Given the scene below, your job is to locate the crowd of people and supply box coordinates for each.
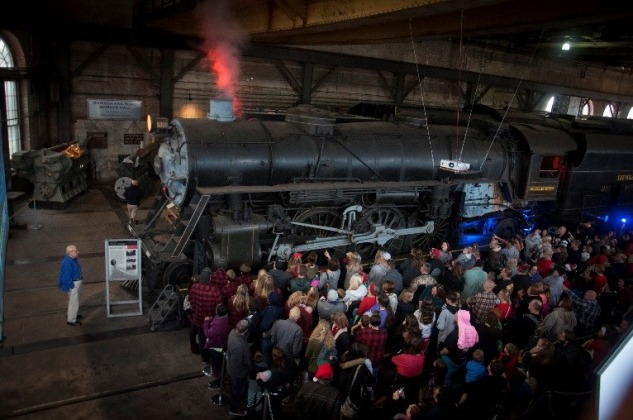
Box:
[182,221,633,419]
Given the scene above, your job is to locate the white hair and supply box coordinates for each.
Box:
[66,244,77,254]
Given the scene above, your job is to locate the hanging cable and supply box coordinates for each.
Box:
[479,29,544,171]
[409,18,435,169]
[455,10,464,158]
[458,38,489,163]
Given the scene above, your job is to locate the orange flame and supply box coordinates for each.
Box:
[63,143,83,158]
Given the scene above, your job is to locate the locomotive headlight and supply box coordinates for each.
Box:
[146,114,169,133]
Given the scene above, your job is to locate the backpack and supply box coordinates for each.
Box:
[316,344,338,365]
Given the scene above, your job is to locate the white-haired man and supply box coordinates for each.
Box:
[58,244,83,326]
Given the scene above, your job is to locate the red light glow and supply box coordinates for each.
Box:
[207,45,242,116]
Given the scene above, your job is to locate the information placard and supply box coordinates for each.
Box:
[105,239,143,317]
[88,99,142,120]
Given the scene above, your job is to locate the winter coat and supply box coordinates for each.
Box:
[226,329,251,378]
[203,315,230,349]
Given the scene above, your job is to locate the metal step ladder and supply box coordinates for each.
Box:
[147,284,182,332]
[143,194,170,228]
[169,194,210,258]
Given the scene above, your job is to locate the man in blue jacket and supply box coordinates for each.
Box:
[58,244,83,326]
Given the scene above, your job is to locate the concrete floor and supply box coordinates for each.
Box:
[0,188,233,419]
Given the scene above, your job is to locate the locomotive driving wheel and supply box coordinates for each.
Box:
[353,207,406,260]
[409,217,449,253]
[293,208,342,239]
[162,260,193,292]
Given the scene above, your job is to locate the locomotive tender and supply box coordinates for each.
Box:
[135,102,633,286]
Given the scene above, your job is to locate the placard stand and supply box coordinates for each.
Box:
[105,239,143,317]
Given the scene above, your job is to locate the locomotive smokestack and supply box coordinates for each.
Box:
[208,99,235,122]
[199,1,246,116]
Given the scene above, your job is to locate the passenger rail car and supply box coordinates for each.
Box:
[132,104,633,286]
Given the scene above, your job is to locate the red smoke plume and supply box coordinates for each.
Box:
[199,1,247,116]
[207,45,243,117]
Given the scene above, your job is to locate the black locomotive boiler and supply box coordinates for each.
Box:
[135,104,633,286]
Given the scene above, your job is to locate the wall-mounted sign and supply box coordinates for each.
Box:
[124,133,144,145]
[88,99,142,120]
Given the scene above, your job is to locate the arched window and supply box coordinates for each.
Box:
[545,96,555,112]
[603,104,614,118]
[580,98,593,116]
[0,36,21,156]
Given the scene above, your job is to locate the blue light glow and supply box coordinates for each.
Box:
[622,218,627,224]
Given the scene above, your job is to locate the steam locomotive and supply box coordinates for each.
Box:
[134,101,633,287]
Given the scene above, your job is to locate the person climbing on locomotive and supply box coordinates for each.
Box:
[123,179,143,225]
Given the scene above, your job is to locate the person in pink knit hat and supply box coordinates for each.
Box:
[439,309,479,389]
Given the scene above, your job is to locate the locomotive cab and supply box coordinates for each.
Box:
[512,124,577,201]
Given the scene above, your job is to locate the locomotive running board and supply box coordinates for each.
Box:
[170,194,210,258]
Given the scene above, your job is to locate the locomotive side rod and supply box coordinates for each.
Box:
[272,221,435,259]
[290,221,352,235]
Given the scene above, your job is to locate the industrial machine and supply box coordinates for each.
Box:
[11,142,89,205]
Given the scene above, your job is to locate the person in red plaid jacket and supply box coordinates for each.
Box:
[188,268,222,362]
